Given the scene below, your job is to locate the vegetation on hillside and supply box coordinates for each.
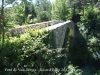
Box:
[0,0,100,75]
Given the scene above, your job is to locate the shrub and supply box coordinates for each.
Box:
[0,29,69,75]
[78,7,100,59]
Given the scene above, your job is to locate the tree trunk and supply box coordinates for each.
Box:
[1,0,5,46]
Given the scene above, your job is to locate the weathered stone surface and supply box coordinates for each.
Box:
[9,20,61,36]
[42,20,75,48]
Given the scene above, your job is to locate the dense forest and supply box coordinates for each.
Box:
[0,0,100,75]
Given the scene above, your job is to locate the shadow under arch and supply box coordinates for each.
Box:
[67,14,93,67]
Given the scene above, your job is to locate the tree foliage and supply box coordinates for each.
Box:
[52,0,67,21]
[34,0,52,22]
[0,0,100,75]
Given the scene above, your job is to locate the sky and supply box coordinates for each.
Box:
[0,0,55,7]
[33,0,55,3]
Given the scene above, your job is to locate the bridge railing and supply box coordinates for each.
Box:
[8,20,61,36]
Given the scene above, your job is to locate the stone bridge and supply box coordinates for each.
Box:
[9,20,91,66]
[41,20,75,48]
[9,20,75,48]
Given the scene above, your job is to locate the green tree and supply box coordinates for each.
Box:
[3,2,25,26]
[5,0,15,4]
[21,0,36,23]
[51,0,67,21]
[34,0,52,22]
[25,2,36,23]
[30,3,36,18]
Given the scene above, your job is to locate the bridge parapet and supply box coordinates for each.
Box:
[9,20,61,36]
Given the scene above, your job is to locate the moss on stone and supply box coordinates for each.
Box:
[43,30,56,49]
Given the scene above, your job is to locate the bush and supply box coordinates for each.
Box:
[78,7,100,59]
[0,29,69,75]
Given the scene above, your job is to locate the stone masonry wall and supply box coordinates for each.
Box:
[41,20,75,48]
[9,20,61,36]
